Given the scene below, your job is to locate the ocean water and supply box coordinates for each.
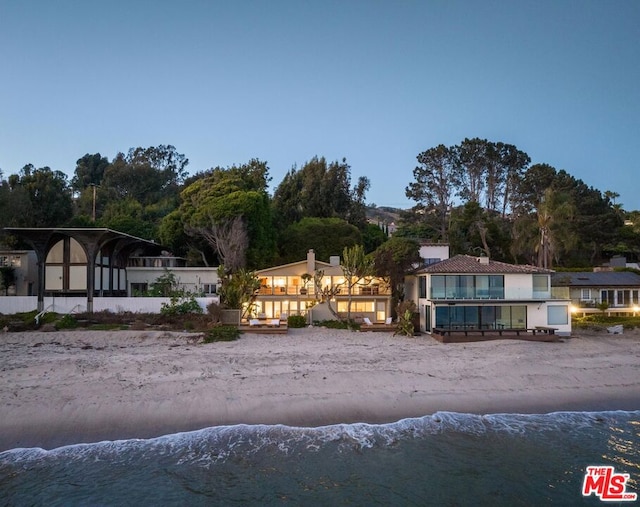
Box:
[1,411,638,506]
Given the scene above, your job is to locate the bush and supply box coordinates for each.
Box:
[204,325,240,343]
[395,300,418,336]
[55,314,78,330]
[160,295,204,316]
[287,315,307,328]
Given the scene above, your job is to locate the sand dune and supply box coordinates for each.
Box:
[1,327,639,451]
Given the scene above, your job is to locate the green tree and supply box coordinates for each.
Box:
[272,156,370,229]
[72,153,109,190]
[217,267,261,318]
[406,145,460,241]
[278,217,361,264]
[372,236,421,317]
[340,244,374,327]
[536,188,576,269]
[8,165,74,227]
[166,159,276,270]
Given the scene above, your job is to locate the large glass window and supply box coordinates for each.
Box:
[488,276,504,299]
[431,276,446,299]
[435,305,526,329]
[548,305,568,325]
[430,275,504,299]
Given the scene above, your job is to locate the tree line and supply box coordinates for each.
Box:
[1,139,639,274]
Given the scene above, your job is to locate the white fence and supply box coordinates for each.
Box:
[0,296,219,315]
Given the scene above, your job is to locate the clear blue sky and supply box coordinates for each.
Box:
[1,1,638,210]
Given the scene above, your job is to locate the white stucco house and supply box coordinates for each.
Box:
[405,254,572,337]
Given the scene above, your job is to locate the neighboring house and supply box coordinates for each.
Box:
[0,250,37,296]
[127,255,219,297]
[551,271,640,316]
[407,255,572,336]
[0,227,219,315]
[252,249,392,323]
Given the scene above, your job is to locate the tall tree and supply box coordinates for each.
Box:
[71,153,109,191]
[272,157,369,229]
[164,159,275,270]
[535,187,576,268]
[8,165,74,227]
[278,217,361,264]
[406,145,460,241]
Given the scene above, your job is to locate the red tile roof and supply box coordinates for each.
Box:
[419,255,553,274]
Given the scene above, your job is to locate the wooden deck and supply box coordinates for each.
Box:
[239,320,289,334]
[360,323,397,333]
[431,327,560,343]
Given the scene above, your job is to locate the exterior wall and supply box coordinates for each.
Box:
[0,250,37,296]
[0,295,217,315]
[411,272,571,336]
[126,267,219,296]
[419,244,450,262]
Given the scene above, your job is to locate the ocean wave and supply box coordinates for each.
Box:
[2,410,638,466]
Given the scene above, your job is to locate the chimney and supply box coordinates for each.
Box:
[307,249,316,273]
[329,255,340,267]
[477,256,489,265]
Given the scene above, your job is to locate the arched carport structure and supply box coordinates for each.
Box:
[5,228,164,312]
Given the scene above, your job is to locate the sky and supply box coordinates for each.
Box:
[1,0,639,210]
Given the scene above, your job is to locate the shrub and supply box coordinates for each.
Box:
[204,325,240,343]
[395,300,418,336]
[287,315,307,328]
[55,314,78,330]
[207,301,223,323]
[161,295,203,316]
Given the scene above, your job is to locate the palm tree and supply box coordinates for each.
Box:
[536,188,576,269]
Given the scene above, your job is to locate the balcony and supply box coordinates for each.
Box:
[257,284,390,297]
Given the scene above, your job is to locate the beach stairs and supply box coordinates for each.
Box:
[239,318,288,334]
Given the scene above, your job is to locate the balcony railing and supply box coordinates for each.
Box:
[257,285,391,296]
[429,288,565,300]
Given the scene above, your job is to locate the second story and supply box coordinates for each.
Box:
[414,255,558,302]
[255,249,391,298]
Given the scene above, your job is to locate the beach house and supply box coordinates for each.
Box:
[0,227,219,315]
[406,255,572,337]
[251,249,392,323]
[551,270,640,316]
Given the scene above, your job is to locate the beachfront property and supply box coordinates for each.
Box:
[551,270,640,317]
[251,249,392,324]
[0,227,219,315]
[405,255,572,336]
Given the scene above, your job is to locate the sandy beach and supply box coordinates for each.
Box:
[1,327,639,452]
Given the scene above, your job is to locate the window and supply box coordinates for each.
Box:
[337,301,374,313]
[0,255,21,267]
[131,283,148,295]
[435,305,525,329]
[202,283,217,295]
[548,305,568,325]
[419,277,426,299]
[533,275,549,294]
[580,289,591,301]
[429,275,504,299]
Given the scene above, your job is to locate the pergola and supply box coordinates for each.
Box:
[4,228,164,312]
